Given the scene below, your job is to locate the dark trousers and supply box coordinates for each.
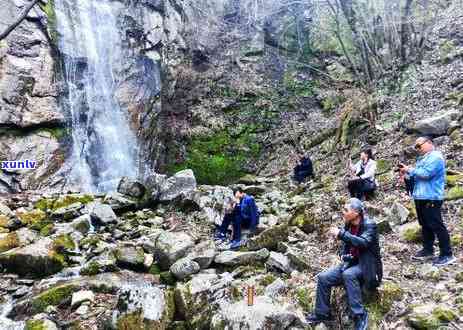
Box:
[218,214,250,242]
[415,199,452,256]
[347,178,375,199]
[315,264,365,317]
[294,170,312,184]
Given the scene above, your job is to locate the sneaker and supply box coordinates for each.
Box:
[354,312,368,330]
[432,255,456,267]
[305,313,333,324]
[229,239,242,250]
[411,249,434,261]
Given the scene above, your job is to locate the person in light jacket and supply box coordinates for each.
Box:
[347,148,377,200]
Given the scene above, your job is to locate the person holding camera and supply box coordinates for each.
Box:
[399,136,455,266]
[347,148,377,200]
[305,198,382,330]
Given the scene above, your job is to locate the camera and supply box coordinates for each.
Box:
[394,163,405,172]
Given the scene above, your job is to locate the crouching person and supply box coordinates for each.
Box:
[214,188,260,250]
[306,198,383,330]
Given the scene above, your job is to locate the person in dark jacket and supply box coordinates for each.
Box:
[214,188,260,250]
[214,197,240,243]
[306,198,382,330]
[293,154,314,184]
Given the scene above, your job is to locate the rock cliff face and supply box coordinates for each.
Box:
[1,0,316,192]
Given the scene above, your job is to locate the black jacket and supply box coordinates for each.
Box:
[338,216,383,290]
[295,157,314,176]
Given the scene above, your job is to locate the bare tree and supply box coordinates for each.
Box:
[0,0,41,41]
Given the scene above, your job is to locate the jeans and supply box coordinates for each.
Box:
[415,199,452,256]
[315,264,365,317]
[217,214,250,241]
[294,170,312,184]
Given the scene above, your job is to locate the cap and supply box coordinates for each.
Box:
[347,198,364,214]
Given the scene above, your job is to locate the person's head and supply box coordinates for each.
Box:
[342,198,364,226]
[360,148,374,162]
[233,187,245,200]
[415,136,434,155]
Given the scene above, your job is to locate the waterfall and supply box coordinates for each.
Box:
[55,0,139,192]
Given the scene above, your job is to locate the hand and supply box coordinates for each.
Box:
[328,227,340,238]
[399,163,410,173]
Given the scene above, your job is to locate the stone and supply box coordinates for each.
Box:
[115,283,175,329]
[150,231,194,270]
[71,215,91,234]
[0,202,14,217]
[0,238,65,278]
[411,110,461,136]
[185,240,216,269]
[117,176,146,198]
[214,248,270,266]
[114,244,145,269]
[264,278,288,298]
[170,257,201,280]
[387,202,410,225]
[25,318,59,330]
[266,251,293,274]
[419,264,442,281]
[399,222,422,243]
[71,290,95,308]
[88,202,118,225]
[247,224,289,251]
[103,192,137,211]
[52,202,84,221]
[210,295,298,329]
[148,169,197,202]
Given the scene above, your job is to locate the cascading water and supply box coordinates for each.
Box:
[55,0,139,192]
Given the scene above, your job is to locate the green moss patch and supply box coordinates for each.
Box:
[31,284,77,313]
[35,194,94,212]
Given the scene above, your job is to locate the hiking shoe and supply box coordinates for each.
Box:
[305,313,333,324]
[432,255,456,267]
[214,232,226,241]
[354,312,368,330]
[412,249,434,261]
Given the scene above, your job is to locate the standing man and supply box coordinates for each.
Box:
[400,136,455,266]
[306,198,382,330]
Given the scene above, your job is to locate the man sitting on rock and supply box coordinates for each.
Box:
[214,188,260,250]
[306,198,382,330]
[293,153,314,184]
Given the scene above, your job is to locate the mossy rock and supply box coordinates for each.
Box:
[160,271,177,286]
[25,319,57,330]
[451,233,463,247]
[0,215,9,228]
[149,263,162,275]
[455,271,463,283]
[0,232,19,253]
[446,174,463,187]
[16,209,48,227]
[289,212,317,234]
[432,306,457,322]
[80,261,102,276]
[407,304,440,329]
[52,234,76,253]
[31,284,77,313]
[446,186,463,200]
[400,222,422,243]
[35,194,94,212]
[247,224,289,250]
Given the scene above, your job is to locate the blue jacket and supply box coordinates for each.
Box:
[409,150,445,200]
[239,194,260,231]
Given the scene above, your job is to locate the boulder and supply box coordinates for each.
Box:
[210,295,298,329]
[264,278,288,298]
[411,110,461,136]
[407,304,458,329]
[117,177,146,198]
[0,238,65,278]
[52,202,84,221]
[115,283,175,329]
[103,192,137,211]
[114,244,145,269]
[185,240,216,269]
[266,251,293,274]
[247,224,289,251]
[170,257,201,280]
[148,169,197,202]
[214,248,270,266]
[150,231,194,270]
[71,290,95,308]
[399,222,422,243]
[387,202,410,225]
[88,202,118,225]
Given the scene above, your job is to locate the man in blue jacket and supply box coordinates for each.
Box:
[293,154,314,184]
[400,136,454,266]
[215,187,260,249]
